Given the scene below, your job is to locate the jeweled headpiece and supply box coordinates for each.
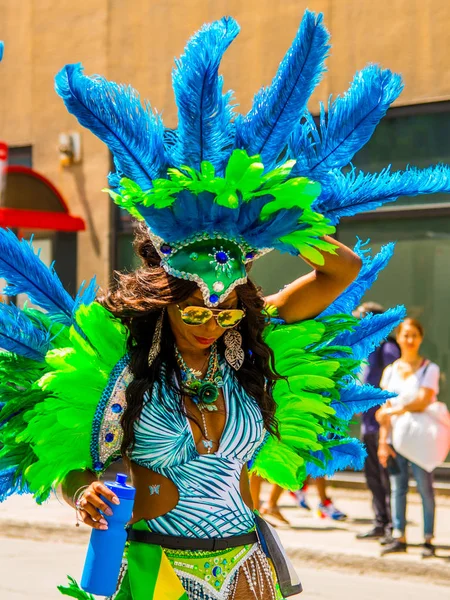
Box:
[55,12,450,305]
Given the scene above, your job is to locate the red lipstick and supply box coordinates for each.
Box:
[194,335,216,346]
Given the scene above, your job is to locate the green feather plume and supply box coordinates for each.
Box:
[3,303,129,501]
[251,313,359,489]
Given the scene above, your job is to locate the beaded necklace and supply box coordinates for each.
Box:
[175,342,223,412]
[175,342,224,453]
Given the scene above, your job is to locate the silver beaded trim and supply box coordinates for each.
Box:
[173,543,258,600]
[107,558,128,599]
[146,229,272,305]
[148,229,271,265]
[98,364,132,464]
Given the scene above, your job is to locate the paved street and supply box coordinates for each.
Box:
[1,485,450,598]
[1,536,449,600]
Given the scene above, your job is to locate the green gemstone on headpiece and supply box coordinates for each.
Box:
[190,252,198,261]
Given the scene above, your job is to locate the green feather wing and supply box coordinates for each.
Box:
[251,313,359,489]
[0,303,129,503]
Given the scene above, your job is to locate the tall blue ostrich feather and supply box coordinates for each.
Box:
[171,17,239,174]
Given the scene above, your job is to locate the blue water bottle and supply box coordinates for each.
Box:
[81,473,136,597]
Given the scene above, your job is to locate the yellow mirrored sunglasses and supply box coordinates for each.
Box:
[177,305,245,328]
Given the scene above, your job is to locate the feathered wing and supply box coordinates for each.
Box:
[0,230,129,502]
[315,164,450,224]
[0,229,77,326]
[332,306,406,361]
[0,306,66,502]
[22,303,129,500]
[236,10,330,170]
[0,302,51,361]
[55,63,167,190]
[290,65,403,180]
[0,302,129,503]
[320,239,395,317]
[171,17,239,174]
[0,354,48,501]
[251,306,405,489]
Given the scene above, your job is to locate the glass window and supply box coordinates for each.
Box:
[8,146,32,168]
[353,107,450,208]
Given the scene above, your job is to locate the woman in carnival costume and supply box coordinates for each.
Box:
[1,11,450,600]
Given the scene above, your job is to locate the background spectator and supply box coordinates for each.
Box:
[354,302,400,542]
[377,318,439,558]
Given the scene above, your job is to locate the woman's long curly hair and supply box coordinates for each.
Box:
[100,223,280,456]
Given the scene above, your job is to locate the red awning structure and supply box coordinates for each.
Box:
[1,166,85,232]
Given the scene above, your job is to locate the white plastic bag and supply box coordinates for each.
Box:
[392,402,450,472]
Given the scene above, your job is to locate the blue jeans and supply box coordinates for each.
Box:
[390,451,435,538]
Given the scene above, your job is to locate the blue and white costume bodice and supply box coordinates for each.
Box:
[131,360,266,538]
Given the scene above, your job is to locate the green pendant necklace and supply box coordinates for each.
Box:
[175,342,223,412]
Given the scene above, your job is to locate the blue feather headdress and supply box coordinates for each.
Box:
[54,11,450,305]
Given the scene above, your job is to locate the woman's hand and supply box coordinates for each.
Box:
[378,441,396,469]
[77,481,120,529]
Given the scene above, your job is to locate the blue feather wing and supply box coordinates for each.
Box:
[55,64,167,190]
[320,240,395,317]
[236,10,330,170]
[0,467,30,502]
[72,277,98,313]
[307,438,367,478]
[331,382,395,420]
[0,303,50,361]
[171,17,239,174]
[316,164,450,224]
[0,229,75,325]
[291,65,403,179]
[332,306,406,362]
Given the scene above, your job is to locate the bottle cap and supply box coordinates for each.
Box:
[104,473,136,500]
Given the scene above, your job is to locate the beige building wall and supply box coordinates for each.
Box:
[0,0,449,286]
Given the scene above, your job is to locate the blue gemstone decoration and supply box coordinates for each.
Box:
[90,354,130,470]
[215,580,220,587]
[215,251,228,264]
[209,294,219,304]
[161,244,172,255]
[111,403,123,414]
[105,432,115,443]
[212,566,222,577]
[204,562,210,569]
[245,251,255,260]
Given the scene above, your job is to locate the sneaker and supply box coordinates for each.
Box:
[380,539,407,556]
[421,542,436,558]
[356,526,385,540]
[317,500,347,521]
[290,490,311,511]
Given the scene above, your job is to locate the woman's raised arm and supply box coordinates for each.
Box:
[265,236,362,324]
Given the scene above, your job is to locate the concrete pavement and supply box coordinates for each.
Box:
[2,537,449,600]
[1,485,449,584]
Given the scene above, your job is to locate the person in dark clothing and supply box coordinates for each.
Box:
[355,302,400,541]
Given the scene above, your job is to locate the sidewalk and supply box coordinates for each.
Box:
[1,485,449,584]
